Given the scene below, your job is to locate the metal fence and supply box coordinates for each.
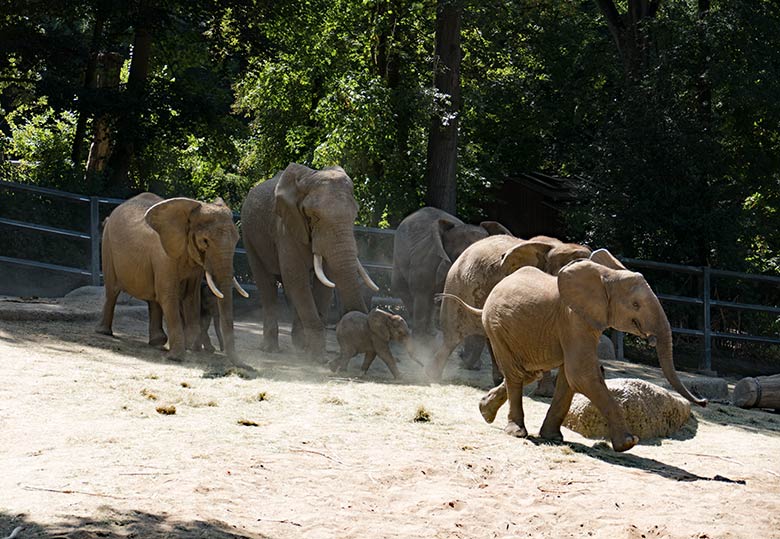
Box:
[2,179,779,372]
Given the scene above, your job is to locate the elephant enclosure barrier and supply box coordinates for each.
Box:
[1,179,779,375]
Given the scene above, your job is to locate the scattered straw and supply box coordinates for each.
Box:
[156,405,176,415]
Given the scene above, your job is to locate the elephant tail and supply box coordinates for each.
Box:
[436,293,483,319]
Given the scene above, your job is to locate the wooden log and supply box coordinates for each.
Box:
[732,374,780,409]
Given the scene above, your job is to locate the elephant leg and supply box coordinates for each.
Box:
[313,279,334,324]
[479,380,507,424]
[488,339,503,386]
[504,378,528,438]
[460,335,485,370]
[181,279,201,351]
[360,351,377,374]
[567,361,638,452]
[248,252,280,353]
[147,301,167,347]
[411,293,435,349]
[284,277,326,359]
[159,295,186,360]
[96,280,121,337]
[213,310,224,352]
[291,310,305,349]
[426,329,461,381]
[539,369,575,442]
[374,344,401,379]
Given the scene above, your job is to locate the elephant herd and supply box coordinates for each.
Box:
[96,162,706,453]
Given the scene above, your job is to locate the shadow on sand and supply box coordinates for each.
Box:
[0,509,274,539]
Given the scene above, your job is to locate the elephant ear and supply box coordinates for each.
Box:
[499,241,554,275]
[144,197,202,259]
[558,260,610,331]
[589,248,627,270]
[274,163,313,245]
[480,221,513,237]
[368,309,391,341]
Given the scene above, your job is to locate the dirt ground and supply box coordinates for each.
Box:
[1,291,779,539]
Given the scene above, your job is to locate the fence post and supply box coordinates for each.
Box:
[89,196,100,286]
[701,265,712,373]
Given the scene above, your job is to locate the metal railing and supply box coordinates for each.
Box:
[618,258,780,373]
[2,179,779,372]
[0,179,124,285]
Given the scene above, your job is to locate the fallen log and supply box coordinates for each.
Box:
[732,374,780,409]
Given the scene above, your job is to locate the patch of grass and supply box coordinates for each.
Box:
[413,405,432,423]
[207,400,218,407]
[322,396,345,405]
[237,419,260,427]
[140,388,158,401]
[156,405,176,415]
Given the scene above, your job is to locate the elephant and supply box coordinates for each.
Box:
[439,249,707,453]
[329,309,422,378]
[96,193,249,363]
[240,163,379,359]
[427,234,592,382]
[193,281,223,353]
[390,206,511,345]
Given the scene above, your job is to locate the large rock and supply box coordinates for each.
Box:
[563,378,691,440]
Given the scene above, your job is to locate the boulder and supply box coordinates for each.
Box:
[597,334,616,361]
[563,378,691,440]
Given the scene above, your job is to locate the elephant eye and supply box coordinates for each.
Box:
[632,301,640,310]
[198,236,209,250]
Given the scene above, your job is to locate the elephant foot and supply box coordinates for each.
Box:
[95,326,114,337]
[149,334,168,347]
[539,425,564,442]
[504,421,529,438]
[260,341,280,353]
[611,433,639,453]
[478,390,505,424]
[165,351,186,362]
[202,343,216,354]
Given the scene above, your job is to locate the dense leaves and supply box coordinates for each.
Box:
[1,0,778,268]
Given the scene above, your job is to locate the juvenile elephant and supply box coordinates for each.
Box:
[428,235,592,381]
[441,249,706,452]
[391,206,511,343]
[97,193,249,363]
[241,164,378,359]
[329,309,422,378]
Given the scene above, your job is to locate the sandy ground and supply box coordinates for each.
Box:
[1,292,779,539]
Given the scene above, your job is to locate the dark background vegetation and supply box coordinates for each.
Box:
[1,0,779,374]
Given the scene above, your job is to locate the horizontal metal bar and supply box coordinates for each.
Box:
[354,225,395,236]
[657,293,703,306]
[0,179,91,202]
[97,196,125,205]
[0,254,91,276]
[0,216,90,240]
[671,327,705,337]
[711,331,780,345]
[709,267,780,285]
[621,257,703,275]
[710,299,780,314]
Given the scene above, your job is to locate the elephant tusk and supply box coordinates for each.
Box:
[233,277,250,298]
[313,254,336,288]
[357,260,380,292]
[206,271,225,299]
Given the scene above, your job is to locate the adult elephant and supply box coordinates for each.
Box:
[441,249,707,452]
[97,193,249,364]
[240,163,378,358]
[428,234,592,382]
[391,206,511,343]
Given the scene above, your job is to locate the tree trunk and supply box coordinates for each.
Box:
[424,0,461,214]
[594,0,660,80]
[85,53,123,183]
[733,375,780,409]
[105,2,154,195]
[71,1,108,165]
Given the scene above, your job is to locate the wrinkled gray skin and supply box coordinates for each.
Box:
[441,249,707,453]
[391,206,512,343]
[428,235,591,383]
[241,164,376,359]
[329,309,418,378]
[194,282,223,353]
[97,193,245,365]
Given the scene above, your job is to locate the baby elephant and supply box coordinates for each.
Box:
[330,309,422,378]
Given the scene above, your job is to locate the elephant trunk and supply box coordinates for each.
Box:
[653,316,707,407]
[208,254,239,360]
[316,226,368,314]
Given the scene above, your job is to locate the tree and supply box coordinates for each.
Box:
[424,0,462,214]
